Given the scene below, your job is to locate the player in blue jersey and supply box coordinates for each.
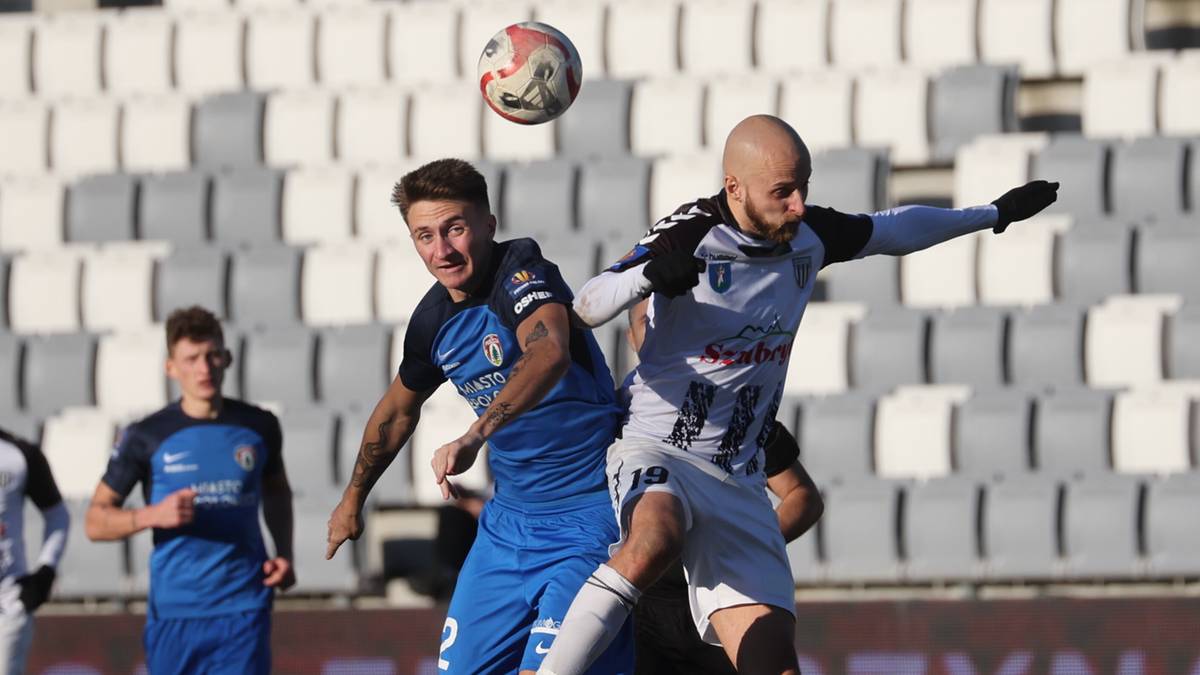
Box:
[85,307,295,675]
[325,158,633,675]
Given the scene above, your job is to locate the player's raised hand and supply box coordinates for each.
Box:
[991,180,1060,233]
[643,249,707,298]
[326,498,364,560]
[262,557,295,590]
[153,487,196,529]
[432,430,485,501]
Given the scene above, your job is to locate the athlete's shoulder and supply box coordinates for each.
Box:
[801,203,874,267]
[126,403,187,439]
[608,194,726,273]
[222,398,277,423]
[494,237,546,270]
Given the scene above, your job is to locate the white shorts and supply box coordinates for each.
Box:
[606,437,795,645]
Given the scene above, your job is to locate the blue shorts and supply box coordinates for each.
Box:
[438,491,634,674]
[144,608,271,675]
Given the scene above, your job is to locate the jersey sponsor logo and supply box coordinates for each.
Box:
[483,333,504,367]
[163,451,189,463]
[708,261,733,293]
[511,270,534,284]
[192,479,253,508]
[793,255,812,287]
[507,269,547,298]
[457,371,508,409]
[442,361,462,373]
[437,347,458,362]
[697,317,795,368]
[234,445,256,471]
[514,290,554,314]
[530,618,561,635]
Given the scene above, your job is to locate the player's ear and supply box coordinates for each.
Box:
[486,212,497,237]
[724,174,741,202]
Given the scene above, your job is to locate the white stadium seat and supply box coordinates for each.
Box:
[631,78,705,157]
[785,302,865,395]
[705,76,779,150]
[164,0,229,10]
[1113,387,1195,475]
[854,69,931,166]
[979,0,1055,78]
[355,164,419,242]
[387,2,460,85]
[33,12,105,98]
[411,386,490,506]
[756,0,829,71]
[953,134,1048,207]
[606,0,680,78]
[0,16,33,98]
[901,232,979,309]
[458,1,533,83]
[174,11,245,96]
[104,8,173,96]
[409,85,482,160]
[1159,56,1200,136]
[81,243,165,332]
[680,0,754,77]
[390,323,406,374]
[50,98,120,179]
[301,243,376,326]
[121,95,192,173]
[977,215,1070,307]
[483,113,556,162]
[1055,0,1140,77]
[264,90,336,167]
[42,408,115,499]
[236,0,297,11]
[246,9,316,90]
[1083,55,1168,139]
[875,386,969,479]
[9,248,84,334]
[376,241,435,323]
[0,176,64,252]
[336,89,408,166]
[0,100,49,176]
[904,0,978,69]
[830,0,903,69]
[533,0,606,77]
[316,5,388,87]
[1086,295,1181,388]
[649,154,722,223]
[779,71,854,154]
[96,329,168,420]
[282,167,354,244]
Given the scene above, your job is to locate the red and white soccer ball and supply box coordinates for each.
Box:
[477,21,582,125]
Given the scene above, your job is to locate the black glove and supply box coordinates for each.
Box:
[643,249,706,298]
[17,565,55,613]
[991,180,1060,233]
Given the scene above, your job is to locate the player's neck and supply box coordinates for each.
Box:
[180,394,224,420]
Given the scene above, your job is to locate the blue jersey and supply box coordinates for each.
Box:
[398,238,619,505]
[101,399,283,619]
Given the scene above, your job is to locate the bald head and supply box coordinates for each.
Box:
[722,115,810,179]
[721,115,813,243]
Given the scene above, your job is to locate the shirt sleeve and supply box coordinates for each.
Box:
[763,423,801,478]
[19,440,63,510]
[261,412,284,479]
[494,260,574,332]
[801,205,876,268]
[100,426,149,501]
[397,313,448,393]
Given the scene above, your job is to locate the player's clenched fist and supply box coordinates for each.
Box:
[643,249,707,298]
[262,557,295,590]
[151,487,196,529]
[432,430,485,501]
[325,498,363,560]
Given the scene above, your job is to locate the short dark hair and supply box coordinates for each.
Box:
[165,306,224,354]
[391,158,490,221]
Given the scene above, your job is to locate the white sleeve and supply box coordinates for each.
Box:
[36,501,69,570]
[572,267,654,328]
[854,204,999,259]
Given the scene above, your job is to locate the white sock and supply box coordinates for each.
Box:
[537,564,641,675]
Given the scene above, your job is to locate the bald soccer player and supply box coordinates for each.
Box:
[539,115,1058,675]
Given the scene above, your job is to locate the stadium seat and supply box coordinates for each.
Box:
[1159,56,1200,136]
[120,95,192,174]
[0,177,64,252]
[54,498,125,597]
[301,243,375,326]
[830,0,902,68]
[66,174,137,244]
[316,4,387,87]
[875,386,964,479]
[211,168,284,245]
[1054,0,1141,78]
[704,76,779,149]
[904,477,982,581]
[246,9,316,90]
[1055,222,1133,305]
[778,71,854,155]
[81,243,164,332]
[1083,56,1167,140]
[24,333,96,415]
[293,506,360,594]
[193,92,266,169]
[0,333,20,414]
[0,16,33,98]
[786,530,822,586]
[648,154,722,223]
[578,157,651,245]
[929,307,1008,387]
[174,10,245,96]
[786,302,865,396]
[904,0,978,69]
[104,8,172,96]
[409,85,483,160]
[264,90,336,168]
[501,159,576,238]
[5,415,40,445]
[1136,225,1200,300]
[755,0,829,71]
[1062,474,1143,578]
[0,100,48,176]
[278,406,340,502]
[821,256,900,306]
[1145,472,1200,577]
[605,0,680,78]
[539,238,599,294]
[1008,304,1086,389]
[953,133,1048,208]
[129,527,151,596]
[96,329,168,420]
[979,0,1055,78]
[1033,137,1110,219]
[809,147,888,214]
[900,232,979,308]
[532,0,606,77]
[335,89,407,166]
[241,326,316,407]
[482,110,556,162]
[1112,387,1195,475]
[982,478,1062,580]
[849,307,926,390]
[386,2,459,85]
[318,324,391,408]
[336,403,415,504]
[1035,388,1113,476]
[282,167,354,245]
[50,98,119,179]
[9,249,83,335]
[931,66,1018,164]
[631,78,705,157]
[229,245,302,329]
[457,0,533,84]
[822,479,902,584]
[679,0,754,76]
[1111,137,1188,222]
[155,246,228,320]
[1167,304,1200,379]
[854,69,931,166]
[140,171,210,245]
[376,243,434,324]
[354,164,420,242]
[557,79,633,159]
[410,387,491,506]
[796,392,875,483]
[32,12,104,98]
[955,390,1034,478]
[977,215,1068,307]
[1086,295,1179,388]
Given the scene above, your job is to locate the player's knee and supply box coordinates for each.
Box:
[619,508,685,585]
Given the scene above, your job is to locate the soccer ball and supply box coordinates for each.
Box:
[477,22,582,125]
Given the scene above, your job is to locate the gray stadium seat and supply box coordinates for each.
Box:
[1033,137,1110,219]
[1145,472,1200,577]
[500,160,577,239]
[539,237,598,295]
[474,159,504,220]
[810,148,889,214]
[139,171,210,244]
[336,404,413,505]
[0,254,8,330]
[24,333,95,415]
[1008,304,1086,390]
[192,91,265,169]
[850,308,927,390]
[319,324,391,409]
[54,498,126,598]
[579,156,653,245]
[983,477,1062,580]
[1055,223,1133,304]
[66,173,137,243]
[129,527,151,596]
[0,333,20,414]
[797,393,875,484]
[229,245,302,328]
[929,307,1008,387]
[1136,225,1200,300]
[211,169,284,245]
[821,255,900,305]
[293,505,359,594]
[822,479,902,584]
[1167,304,1200,379]
[931,65,1019,164]
[786,533,822,586]
[4,414,41,444]
[1111,137,1188,223]
[240,326,315,407]
[955,390,1034,478]
[904,477,982,581]
[1062,474,1142,579]
[1035,388,1113,476]
[558,79,633,159]
[278,406,340,504]
[155,246,228,321]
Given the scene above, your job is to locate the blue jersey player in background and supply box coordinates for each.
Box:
[325,159,634,675]
[85,306,296,675]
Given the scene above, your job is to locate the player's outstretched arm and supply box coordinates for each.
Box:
[85,482,196,541]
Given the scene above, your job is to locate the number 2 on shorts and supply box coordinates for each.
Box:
[631,466,669,491]
[438,617,458,670]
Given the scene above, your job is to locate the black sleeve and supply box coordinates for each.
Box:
[100,426,150,501]
[9,436,63,510]
[605,199,721,273]
[397,310,448,393]
[494,259,574,332]
[261,412,284,479]
[803,205,876,268]
[763,422,801,478]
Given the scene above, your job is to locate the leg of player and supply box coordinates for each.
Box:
[708,604,800,674]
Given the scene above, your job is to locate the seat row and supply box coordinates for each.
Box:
[1083,53,1200,139]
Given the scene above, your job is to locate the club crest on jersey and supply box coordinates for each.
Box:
[483,333,504,367]
[234,445,256,471]
[793,256,812,287]
[708,262,733,294]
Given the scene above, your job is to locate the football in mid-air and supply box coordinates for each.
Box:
[477,21,582,125]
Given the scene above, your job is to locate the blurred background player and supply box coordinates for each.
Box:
[0,427,69,675]
[84,306,295,675]
[325,159,633,675]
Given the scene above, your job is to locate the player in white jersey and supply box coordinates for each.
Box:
[539,115,1059,675]
[0,428,70,675]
